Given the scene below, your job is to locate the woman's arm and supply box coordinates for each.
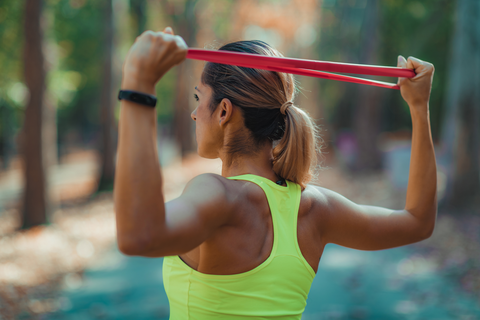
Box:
[316,56,437,250]
[114,28,230,257]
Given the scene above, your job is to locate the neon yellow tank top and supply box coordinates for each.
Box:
[162,174,316,319]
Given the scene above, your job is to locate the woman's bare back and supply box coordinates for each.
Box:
[179,177,324,275]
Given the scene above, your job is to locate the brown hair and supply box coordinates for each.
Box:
[201,40,320,188]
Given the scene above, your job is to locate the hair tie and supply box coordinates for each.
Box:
[280,101,293,115]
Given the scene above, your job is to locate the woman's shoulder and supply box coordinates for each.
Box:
[177,174,239,220]
[187,172,227,185]
[302,183,364,222]
[303,183,329,202]
[301,183,339,216]
[184,173,252,203]
[184,173,230,198]
[189,173,284,210]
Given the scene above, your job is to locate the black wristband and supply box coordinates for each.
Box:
[118,90,157,107]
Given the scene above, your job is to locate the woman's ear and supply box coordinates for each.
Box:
[218,98,233,127]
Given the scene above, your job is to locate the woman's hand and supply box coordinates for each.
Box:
[397,56,435,114]
[121,27,188,94]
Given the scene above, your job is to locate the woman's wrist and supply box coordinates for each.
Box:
[121,76,156,96]
[409,102,430,120]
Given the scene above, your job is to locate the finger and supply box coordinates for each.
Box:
[407,56,424,69]
[174,35,188,50]
[397,55,407,85]
[407,56,428,80]
[173,36,188,63]
[164,26,174,35]
[141,30,155,37]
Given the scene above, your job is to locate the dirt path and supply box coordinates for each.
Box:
[1,150,479,319]
[51,243,480,319]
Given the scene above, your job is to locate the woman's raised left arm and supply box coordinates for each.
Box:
[313,56,437,250]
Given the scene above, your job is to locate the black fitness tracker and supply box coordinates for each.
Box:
[118,90,157,107]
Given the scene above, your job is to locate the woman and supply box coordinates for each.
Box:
[114,27,437,319]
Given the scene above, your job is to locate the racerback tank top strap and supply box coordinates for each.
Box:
[227,174,306,258]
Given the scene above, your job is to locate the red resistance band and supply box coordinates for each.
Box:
[186,49,416,90]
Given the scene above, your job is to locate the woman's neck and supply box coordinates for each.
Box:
[220,143,280,182]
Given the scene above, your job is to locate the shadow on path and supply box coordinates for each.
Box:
[51,244,480,320]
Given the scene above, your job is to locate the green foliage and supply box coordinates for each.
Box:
[0,0,458,163]
[379,0,455,139]
[0,0,23,92]
[0,0,25,138]
[156,68,177,125]
[318,0,454,140]
[51,0,104,144]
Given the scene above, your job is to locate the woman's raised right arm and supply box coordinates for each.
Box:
[114,29,231,257]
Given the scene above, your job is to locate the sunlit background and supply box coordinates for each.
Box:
[0,0,479,319]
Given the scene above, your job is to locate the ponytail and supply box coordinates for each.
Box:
[272,105,318,189]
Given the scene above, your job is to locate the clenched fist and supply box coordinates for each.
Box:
[397,56,435,114]
[121,27,188,95]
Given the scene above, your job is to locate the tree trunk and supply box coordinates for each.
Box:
[169,0,198,157]
[130,0,147,37]
[97,0,115,191]
[441,0,480,210]
[174,60,195,156]
[352,0,383,172]
[22,0,48,228]
[0,100,15,170]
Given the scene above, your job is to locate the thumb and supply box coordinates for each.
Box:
[397,55,407,68]
[397,55,407,85]
[164,26,174,35]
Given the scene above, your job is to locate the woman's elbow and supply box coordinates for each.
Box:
[117,237,143,256]
[117,232,156,256]
[117,234,172,257]
[418,211,437,241]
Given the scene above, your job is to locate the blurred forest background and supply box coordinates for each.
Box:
[0,0,479,319]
